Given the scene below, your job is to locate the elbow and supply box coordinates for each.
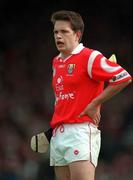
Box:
[123,78,132,87]
[127,78,132,84]
[118,78,132,89]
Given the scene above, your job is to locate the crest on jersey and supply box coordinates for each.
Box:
[67,64,76,74]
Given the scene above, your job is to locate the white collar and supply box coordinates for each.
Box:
[71,43,84,54]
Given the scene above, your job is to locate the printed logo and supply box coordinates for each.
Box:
[57,76,63,84]
[67,64,76,74]
[58,64,65,68]
[112,71,128,81]
[56,92,75,102]
[56,76,64,91]
[74,150,79,155]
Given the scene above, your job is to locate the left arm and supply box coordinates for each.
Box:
[91,79,132,105]
[79,79,132,126]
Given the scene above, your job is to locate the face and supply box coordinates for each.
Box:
[53,20,80,56]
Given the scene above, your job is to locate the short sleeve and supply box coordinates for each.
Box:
[87,50,132,85]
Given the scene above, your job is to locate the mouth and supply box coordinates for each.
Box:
[56,41,64,46]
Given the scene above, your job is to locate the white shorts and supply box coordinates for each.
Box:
[50,122,101,167]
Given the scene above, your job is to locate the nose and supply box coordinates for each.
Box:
[55,32,62,39]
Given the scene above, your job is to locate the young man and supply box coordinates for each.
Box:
[49,10,132,180]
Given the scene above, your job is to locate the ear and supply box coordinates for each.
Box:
[76,31,81,42]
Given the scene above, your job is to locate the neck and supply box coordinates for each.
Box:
[60,53,71,59]
[60,42,79,59]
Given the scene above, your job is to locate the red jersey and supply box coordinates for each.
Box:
[50,44,132,128]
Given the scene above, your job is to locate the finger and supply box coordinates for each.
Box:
[78,111,85,117]
[93,114,101,126]
[93,118,99,126]
[93,113,101,124]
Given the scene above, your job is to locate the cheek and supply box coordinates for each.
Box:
[66,37,75,44]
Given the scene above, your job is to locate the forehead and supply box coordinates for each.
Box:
[54,20,72,30]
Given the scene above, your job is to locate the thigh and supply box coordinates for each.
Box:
[54,166,71,180]
[69,160,95,180]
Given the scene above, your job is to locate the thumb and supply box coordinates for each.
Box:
[79,111,85,118]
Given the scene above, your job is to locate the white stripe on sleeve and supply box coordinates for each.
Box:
[100,57,121,73]
[87,50,101,78]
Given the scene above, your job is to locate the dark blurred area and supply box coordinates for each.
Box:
[0,0,133,179]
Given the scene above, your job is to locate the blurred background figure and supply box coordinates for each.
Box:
[0,0,132,179]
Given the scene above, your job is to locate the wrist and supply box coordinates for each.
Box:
[91,99,101,107]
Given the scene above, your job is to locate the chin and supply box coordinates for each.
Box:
[57,47,65,52]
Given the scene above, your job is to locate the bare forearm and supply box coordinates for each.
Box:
[92,80,132,106]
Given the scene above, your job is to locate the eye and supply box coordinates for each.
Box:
[54,30,58,34]
[61,30,68,33]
